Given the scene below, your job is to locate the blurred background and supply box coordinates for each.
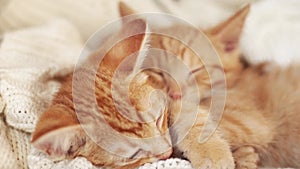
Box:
[1,0,299,65]
[0,0,254,40]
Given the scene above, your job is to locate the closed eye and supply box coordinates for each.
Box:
[143,69,168,89]
[187,64,223,86]
[147,69,165,80]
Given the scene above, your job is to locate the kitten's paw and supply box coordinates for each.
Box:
[187,145,235,169]
[233,146,259,169]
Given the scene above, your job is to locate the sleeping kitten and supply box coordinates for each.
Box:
[32,19,172,169]
[119,2,250,169]
[121,2,300,169]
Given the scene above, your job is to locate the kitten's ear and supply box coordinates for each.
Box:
[119,1,136,17]
[104,19,149,71]
[32,106,86,159]
[32,125,86,160]
[207,5,250,52]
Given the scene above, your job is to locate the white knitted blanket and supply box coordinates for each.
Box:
[0,0,295,169]
[0,19,83,169]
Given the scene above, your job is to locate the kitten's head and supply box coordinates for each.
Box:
[119,2,249,101]
[32,19,172,168]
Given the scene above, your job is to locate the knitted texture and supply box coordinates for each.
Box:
[0,116,20,169]
[28,148,99,169]
[6,126,31,169]
[0,19,84,169]
[0,19,83,132]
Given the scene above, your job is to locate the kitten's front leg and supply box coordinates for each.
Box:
[233,146,259,169]
[174,114,235,169]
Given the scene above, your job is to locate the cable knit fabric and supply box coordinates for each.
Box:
[0,19,83,133]
[0,19,85,169]
[0,116,21,169]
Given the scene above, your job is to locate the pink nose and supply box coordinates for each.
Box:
[169,92,182,100]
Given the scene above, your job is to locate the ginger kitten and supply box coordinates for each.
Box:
[32,19,172,169]
[123,2,300,169]
[119,2,250,169]
[121,2,300,169]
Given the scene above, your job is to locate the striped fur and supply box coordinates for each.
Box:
[32,19,172,169]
